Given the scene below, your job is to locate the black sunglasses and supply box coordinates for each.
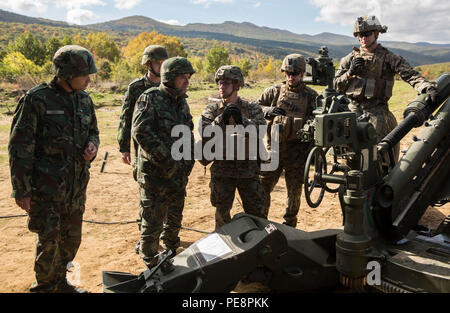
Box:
[358,30,374,38]
[285,71,300,76]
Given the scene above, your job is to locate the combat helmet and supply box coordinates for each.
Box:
[141,45,169,65]
[353,15,388,37]
[52,45,97,80]
[281,54,306,74]
[215,65,244,87]
[160,57,195,83]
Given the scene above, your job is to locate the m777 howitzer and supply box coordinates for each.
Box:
[101,66,449,293]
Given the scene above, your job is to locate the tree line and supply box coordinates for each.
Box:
[0,30,286,88]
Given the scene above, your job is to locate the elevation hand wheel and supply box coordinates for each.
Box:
[304,146,327,208]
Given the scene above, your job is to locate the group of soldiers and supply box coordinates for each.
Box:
[8,15,438,293]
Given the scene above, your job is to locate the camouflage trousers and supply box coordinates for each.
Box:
[27,200,84,292]
[260,145,310,227]
[349,102,399,161]
[138,186,186,269]
[210,175,265,229]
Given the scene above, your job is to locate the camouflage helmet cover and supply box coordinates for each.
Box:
[281,54,306,73]
[353,15,388,37]
[52,45,97,79]
[215,65,244,87]
[141,45,169,65]
[160,57,195,83]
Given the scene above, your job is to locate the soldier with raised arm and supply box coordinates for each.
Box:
[334,15,438,161]
[9,45,99,293]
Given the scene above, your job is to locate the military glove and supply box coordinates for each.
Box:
[222,105,242,124]
[348,57,364,76]
[266,106,287,119]
[424,86,439,107]
[280,100,299,112]
[229,106,243,124]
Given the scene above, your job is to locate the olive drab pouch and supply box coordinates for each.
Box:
[272,115,303,143]
[272,84,308,144]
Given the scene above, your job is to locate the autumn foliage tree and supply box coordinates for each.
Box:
[73,32,121,62]
[122,31,187,74]
[7,32,46,66]
[205,44,230,75]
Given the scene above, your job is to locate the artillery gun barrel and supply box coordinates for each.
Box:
[379,73,450,153]
[376,96,450,209]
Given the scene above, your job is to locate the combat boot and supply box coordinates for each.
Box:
[29,281,56,293]
[161,241,179,257]
[55,279,88,293]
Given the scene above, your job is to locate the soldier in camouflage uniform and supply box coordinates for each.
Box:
[132,57,195,269]
[334,15,438,161]
[200,65,266,229]
[258,54,318,227]
[117,45,168,254]
[8,45,99,293]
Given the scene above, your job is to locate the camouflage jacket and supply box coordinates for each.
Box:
[117,74,159,154]
[334,44,434,109]
[132,84,195,191]
[200,97,266,179]
[258,81,317,154]
[8,78,100,203]
[258,81,317,118]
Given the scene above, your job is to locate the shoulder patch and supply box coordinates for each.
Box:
[26,83,48,95]
[129,77,145,87]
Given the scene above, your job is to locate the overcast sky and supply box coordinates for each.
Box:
[0,0,448,44]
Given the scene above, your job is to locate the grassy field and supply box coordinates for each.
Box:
[0,79,430,164]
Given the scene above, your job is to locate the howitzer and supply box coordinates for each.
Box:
[102,63,449,292]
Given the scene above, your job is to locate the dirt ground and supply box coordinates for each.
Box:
[0,112,448,293]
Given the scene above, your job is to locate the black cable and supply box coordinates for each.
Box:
[0,214,27,219]
[0,214,212,234]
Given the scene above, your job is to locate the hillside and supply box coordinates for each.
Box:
[414,62,450,80]
[0,9,449,66]
[0,9,69,27]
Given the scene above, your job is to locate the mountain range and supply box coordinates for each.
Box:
[1,9,449,67]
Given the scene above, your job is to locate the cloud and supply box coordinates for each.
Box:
[157,19,182,26]
[66,8,97,24]
[310,0,450,43]
[253,2,261,8]
[0,0,106,14]
[114,0,141,10]
[0,0,48,13]
[191,0,233,8]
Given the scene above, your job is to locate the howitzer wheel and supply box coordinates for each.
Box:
[304,146,327,208]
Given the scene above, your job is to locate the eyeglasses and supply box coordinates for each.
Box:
[285,72,300,77]
[358,31,374,38]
